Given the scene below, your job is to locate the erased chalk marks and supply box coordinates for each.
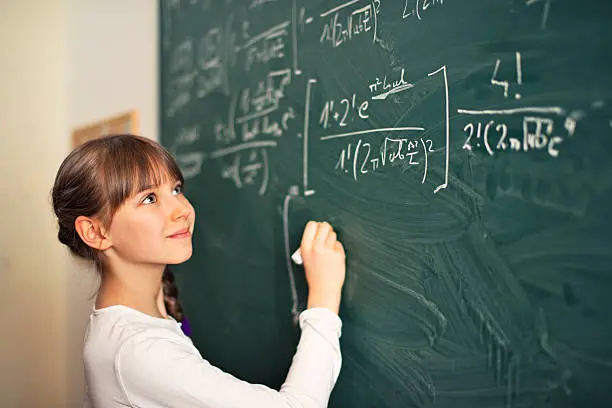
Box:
[430,224,567,407]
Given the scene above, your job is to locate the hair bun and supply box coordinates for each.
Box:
[57,224,73,247]
[58,223,90,261]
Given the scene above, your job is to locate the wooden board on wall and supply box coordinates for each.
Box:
[71,110,139,148]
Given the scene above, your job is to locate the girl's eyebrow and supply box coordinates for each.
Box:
[137,184,158,194]
[137,179,181,194]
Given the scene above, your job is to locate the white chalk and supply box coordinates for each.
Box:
[291,248,303,265]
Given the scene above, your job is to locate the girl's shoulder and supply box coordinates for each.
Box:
[83,307,199,406]
[84,305,189,360]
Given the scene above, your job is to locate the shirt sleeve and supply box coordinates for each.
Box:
[115,308,342,408]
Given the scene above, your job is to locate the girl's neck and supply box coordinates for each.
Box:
[96,262,167,319]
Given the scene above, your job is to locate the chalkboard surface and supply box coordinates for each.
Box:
[160,1,612,406]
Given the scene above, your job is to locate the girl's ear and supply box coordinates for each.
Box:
[74,216,112,251]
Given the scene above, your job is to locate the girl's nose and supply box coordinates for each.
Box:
[170,197,191,221]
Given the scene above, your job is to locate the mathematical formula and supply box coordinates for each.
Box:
[319,0,380,48]
[334,135,435,183]
[319,94,369,129]
[461,114,568,158]
[164,0,606,204]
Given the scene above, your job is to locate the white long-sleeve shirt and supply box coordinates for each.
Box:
[83,305,342,408]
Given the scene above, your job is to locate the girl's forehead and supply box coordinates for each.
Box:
[131,163,179,192]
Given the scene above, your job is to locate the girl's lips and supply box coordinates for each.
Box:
[168,228,191,238]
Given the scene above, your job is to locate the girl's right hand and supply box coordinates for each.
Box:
[299,221,346,314]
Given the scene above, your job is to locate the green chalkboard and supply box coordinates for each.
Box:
[160,0,612,406]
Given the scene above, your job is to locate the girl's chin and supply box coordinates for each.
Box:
[166,249,193,265]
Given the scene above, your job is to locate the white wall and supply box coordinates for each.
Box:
[0,1,158,406]
[67,1,159,142]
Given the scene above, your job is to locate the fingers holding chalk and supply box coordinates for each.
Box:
[294,221,346,314]
[293,221,343,265]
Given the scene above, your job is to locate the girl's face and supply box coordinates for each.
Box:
[105,178,195,267]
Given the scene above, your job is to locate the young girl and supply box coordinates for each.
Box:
[52,134,346,408]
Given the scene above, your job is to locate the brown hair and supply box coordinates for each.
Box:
[162,266,185,322]
[51,134,184,272]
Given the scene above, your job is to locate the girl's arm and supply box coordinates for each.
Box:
[116,307,341,408]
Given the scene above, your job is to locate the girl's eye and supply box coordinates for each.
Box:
[172,183,183,195]
[142,193,157,205]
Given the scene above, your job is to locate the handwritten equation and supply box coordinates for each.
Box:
[460,110,572,158]
[164,0,608,203]
[334,135,434,182]
[319,94,370,129]
[458,51,587,159]
[369,68,414,100]
[314,65,450,194]
[319,0,380,48]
